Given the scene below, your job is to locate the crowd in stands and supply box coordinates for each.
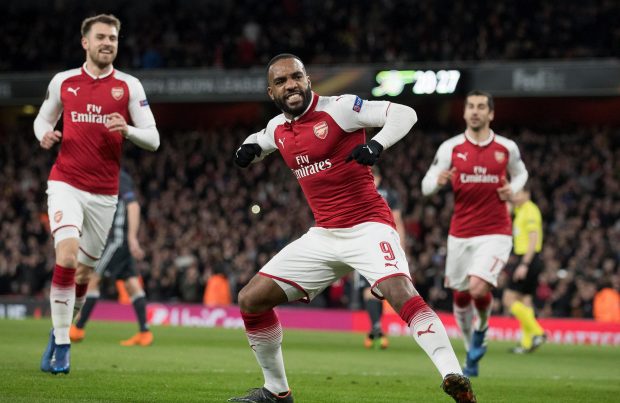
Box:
[1,0,618,72]
[1,120,619,321]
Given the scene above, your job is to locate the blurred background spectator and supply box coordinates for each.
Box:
[0,0,618,321]
[0,0,618,72]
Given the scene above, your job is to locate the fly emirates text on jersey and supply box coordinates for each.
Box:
[459,165,500,184]
[70,103,111,124]
[292,154,333,180]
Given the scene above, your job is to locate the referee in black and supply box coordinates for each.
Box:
[70,169,153,346]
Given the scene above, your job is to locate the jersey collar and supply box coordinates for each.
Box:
[285,92,319,123]
[464,129,495,146]
[82,63,115,80]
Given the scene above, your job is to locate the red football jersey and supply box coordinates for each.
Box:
[422,132,528,238]
[254,93,395,229]
[35,65,156,194]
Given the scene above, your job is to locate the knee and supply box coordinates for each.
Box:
[362,287,374,302]
[56,252,78,269]
[380,279,418,313]
[238,286,258,313]
[453,290,472,307]
[468,279,491,300]
[469,288,488,300]
[125,277,142,295]
[502,290,518,308]
[237,275,288,313]
[385,291,412,313]
[74,268,92,284]
[469,287,491,300]
[238,284,282,314]
[55,237,79,268]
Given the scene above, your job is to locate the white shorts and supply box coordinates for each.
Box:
[445,234,512,291]
[260,222,411,302]
[47,180,118,267]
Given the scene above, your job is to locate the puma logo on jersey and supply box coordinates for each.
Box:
[384,261,399,270]
[278,138,285,148]
[456,152,468,161]
[67,87,80,96]
[416,323,436,337]
[54,299,70,306]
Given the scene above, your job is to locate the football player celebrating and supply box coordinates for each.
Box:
[229,54,476,403]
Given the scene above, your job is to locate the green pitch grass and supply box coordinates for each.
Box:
[1,319,618,402]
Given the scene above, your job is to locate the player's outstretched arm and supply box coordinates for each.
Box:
[370,102,417,150]
[345,100,417,165]
[235,143,263,168]
[234,129,279,168]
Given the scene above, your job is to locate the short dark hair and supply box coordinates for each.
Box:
[466,90,494,111]
[266,53,305,78]
[81,14,121,37]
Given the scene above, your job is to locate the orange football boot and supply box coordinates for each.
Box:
[69,325,85,342]
[379,335,389,349]
[120,330,153,346]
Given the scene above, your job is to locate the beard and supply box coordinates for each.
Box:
[274,86,313,117]
[468,119,486,131]
[89,48,117,70]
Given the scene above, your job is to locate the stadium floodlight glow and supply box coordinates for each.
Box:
[372,70,416,97]
[372,69,461,96]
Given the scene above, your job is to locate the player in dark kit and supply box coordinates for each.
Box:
[229,54,476,403]
[360,166,407,350]
[70,169,153,346]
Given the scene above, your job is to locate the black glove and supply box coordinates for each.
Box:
[345,140,383,166]
[234,143,262,168]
